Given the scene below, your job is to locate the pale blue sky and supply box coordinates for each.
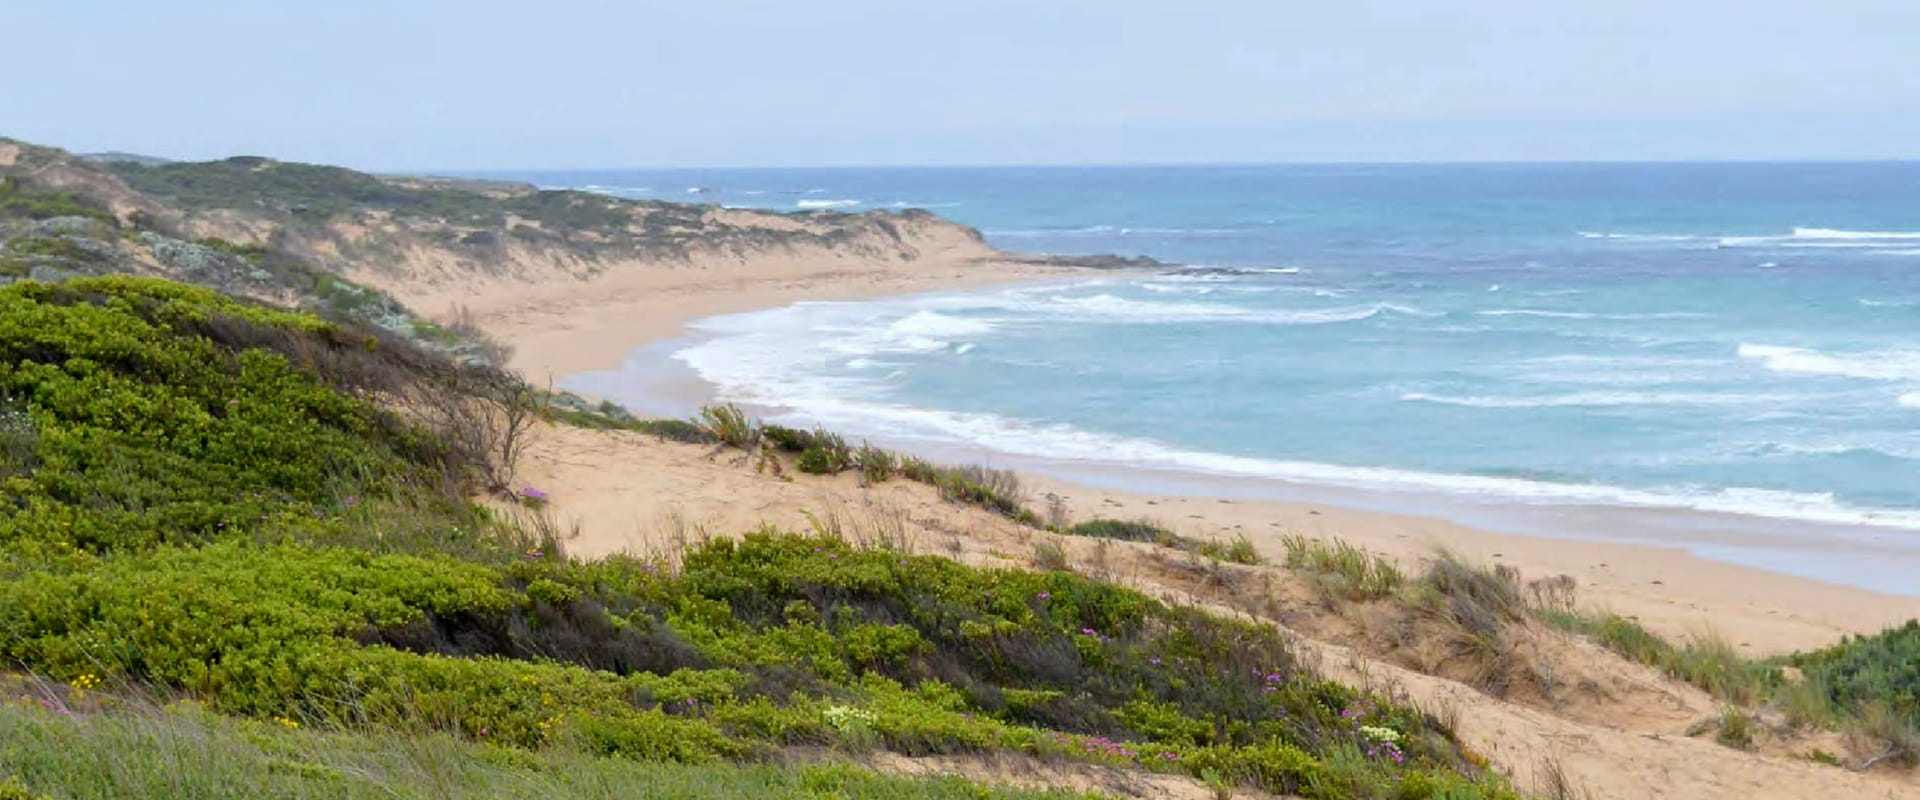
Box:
[4,1,1916,169]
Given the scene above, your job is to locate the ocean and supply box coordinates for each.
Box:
[485,162,1920,590]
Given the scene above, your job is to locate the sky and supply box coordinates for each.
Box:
[3,1,1917,170]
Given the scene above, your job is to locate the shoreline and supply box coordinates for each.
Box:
[459,254,1920,655]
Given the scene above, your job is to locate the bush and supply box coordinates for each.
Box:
[1067,519,1171,543]
[0,177,113,222]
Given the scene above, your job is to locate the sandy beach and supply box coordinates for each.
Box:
[407,243,1920,656]
[372,225,1920,800]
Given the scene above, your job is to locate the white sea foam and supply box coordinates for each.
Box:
[1586,226,1920,252]
[666,290,1920,532]
[1046,294,1426,325]
[889,310,994,338]
[1792,227,1920,240]
[1478,309,1707,320]
[580,184,653,195]
[1737,343,1920,381]
[1576,231,1703,242]
[887,200,964,209]
[986,225,1237,238]
[797,199,861,209]
[675,322,1920,530]
[1139,283,1216,295]
[1400,391,1779,409]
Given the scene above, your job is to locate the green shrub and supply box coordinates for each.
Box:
[0,177,112,222]
[761,424,813,452]
[796,442,854,475]
[1067,519,1171,543]
[1790,620,1920,731]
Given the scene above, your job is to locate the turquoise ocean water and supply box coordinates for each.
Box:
[484,163,1920,589]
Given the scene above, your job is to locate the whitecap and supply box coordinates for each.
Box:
[986,225,1236,238]
[1577,231,1703,242]
[1792,227,1920,240]
[673,333,1920,532]
[797,199,861,209]
[1400,391,1781,409]
[1737,343,1920,381]
[1478,309,1707,321]
[889,310,994,338]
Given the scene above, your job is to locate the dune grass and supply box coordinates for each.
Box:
[1276,534,1920,765]
[1281,536,1403,599]
[1064,519,1262,566]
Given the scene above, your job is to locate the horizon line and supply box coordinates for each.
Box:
[430,155,1920,176]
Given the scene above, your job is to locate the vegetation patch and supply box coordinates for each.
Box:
[1065,519,1262,566]
[0,280,1530,798]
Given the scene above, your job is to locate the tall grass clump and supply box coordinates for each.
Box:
[697,403,759,449]
[1281,536,1403,599]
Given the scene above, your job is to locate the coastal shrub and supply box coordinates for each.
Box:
[761,424,813,452]
[633,418,715,443]
[1067,519,1172,544]
[0,277,490,559]
[0,177,112,222]
[1790,620,1920,732]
